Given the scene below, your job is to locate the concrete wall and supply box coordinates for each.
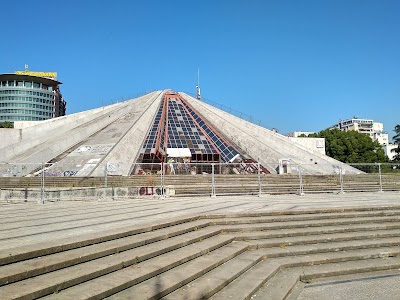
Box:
[286,131,316,138]
[0,186,174,202]
[0,129,21,149]
[288,137,326,155]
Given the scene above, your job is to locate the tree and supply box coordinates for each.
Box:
[316,129,389,163]
[0,122,13,128]
[298,133,318,138]
[392,124,400,161]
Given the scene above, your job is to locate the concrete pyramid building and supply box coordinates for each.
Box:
[0,90,359,177]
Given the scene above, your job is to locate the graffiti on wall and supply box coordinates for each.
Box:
[138,187,166,196]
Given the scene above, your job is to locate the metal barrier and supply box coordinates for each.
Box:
[0,162,399,203]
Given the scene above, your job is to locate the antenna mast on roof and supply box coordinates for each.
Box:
[196,67,201,100]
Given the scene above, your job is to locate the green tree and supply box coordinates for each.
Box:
[298,133,318,138]
[316,129,388,163]
[0,122,13,128]
[392,124,400,161]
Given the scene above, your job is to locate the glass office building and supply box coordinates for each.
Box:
[0,73,66,122]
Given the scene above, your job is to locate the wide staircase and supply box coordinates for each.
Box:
[1,206,400,299]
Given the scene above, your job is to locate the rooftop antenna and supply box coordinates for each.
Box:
[196,67,201,100]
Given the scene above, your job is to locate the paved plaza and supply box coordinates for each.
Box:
[1,192,399,251]
[1,192,400,299]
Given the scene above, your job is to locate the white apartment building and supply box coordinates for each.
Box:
[383,144,398,161]
[330,117,389,145]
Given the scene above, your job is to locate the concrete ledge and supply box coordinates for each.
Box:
[0,186,176,202]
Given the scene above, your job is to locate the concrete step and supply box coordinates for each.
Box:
[1,206,400,299]
[0,215,203,265]
[3,206,398,265]
[289,269,400,300]
[162,244,400,300]
[255,256,400,300]
[59,236,400,299]
[219,207,400,217]
[250,268,299,300]
[209,246,400,300]
[50,243,254,300]
[0,235,237,300]
[7,223,395,295]
[0,224,221,286]
[233,222,400,240]
[210,210,400,224]
[10,212,397,246]
[207,205,400,217]
[259,236,400,258]
[218,215,400,233]
[235,228,400,248]
[208,257,281,300]
[299,256,400,281]
[159,250,265,300]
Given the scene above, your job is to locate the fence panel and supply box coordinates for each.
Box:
[347,164,383,193]
[162,163,213,197]
[1,162,400,203]
[214,163,260,196]
[298,164,342,194]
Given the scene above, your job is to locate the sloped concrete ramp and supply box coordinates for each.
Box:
[180,92,359,175]
[0,91,164,176]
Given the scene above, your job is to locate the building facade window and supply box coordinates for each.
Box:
[0,74,66,122]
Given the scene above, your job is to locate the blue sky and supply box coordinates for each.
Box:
[2,0,399,140]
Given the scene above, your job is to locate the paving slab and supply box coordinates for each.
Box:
[0,192,400,299]
[296,271,400,300]
[0,192,400,251]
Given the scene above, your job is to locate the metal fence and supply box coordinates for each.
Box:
[0,162,399,203]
